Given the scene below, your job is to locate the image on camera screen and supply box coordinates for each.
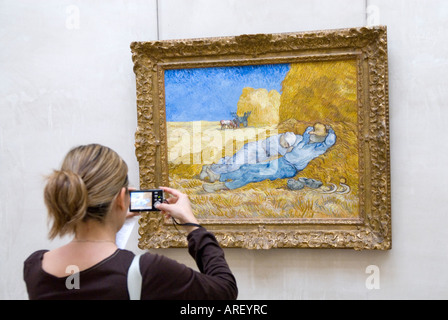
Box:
[130,192,153,210]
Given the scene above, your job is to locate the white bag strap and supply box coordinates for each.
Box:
[127,254,142,300]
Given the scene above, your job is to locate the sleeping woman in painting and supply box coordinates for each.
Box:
[202,123,336,192]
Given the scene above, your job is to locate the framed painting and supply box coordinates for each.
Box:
[131,26,391,250]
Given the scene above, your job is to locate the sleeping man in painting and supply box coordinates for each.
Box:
[199,131,298,180]
[202,123,336,192]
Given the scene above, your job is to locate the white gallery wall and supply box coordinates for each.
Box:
[1,0,447,299]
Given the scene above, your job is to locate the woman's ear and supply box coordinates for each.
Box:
[115,187,128,211]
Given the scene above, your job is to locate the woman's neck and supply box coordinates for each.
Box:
[74,219,116,243]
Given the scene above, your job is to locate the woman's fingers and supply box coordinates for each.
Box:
[159,186,183,198]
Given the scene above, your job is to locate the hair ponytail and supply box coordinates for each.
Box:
[44,144,128,239]
[44,170,88,239]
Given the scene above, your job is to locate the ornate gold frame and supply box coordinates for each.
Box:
[131,26,391,250]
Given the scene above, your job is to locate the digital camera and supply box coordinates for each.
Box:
[129,189,164,212]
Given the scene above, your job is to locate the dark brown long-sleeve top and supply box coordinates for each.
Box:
[23,228,238,300]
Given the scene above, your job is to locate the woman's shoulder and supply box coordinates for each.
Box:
[23,250,49,282]
[24,249,49,265]
[116,249,159,269]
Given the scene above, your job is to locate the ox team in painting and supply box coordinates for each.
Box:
[219,111,252,130]
[165,60,359,220]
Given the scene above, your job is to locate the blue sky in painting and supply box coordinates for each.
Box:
[165,64,291,122]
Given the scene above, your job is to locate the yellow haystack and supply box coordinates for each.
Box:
[236,88,281,126]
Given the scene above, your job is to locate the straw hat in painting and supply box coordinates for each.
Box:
[309,123,328,143]
[310,123,328,136]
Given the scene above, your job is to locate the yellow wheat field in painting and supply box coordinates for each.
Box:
[166,60,359,220]
[167,120,359,220]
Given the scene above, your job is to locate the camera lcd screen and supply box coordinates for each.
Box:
[129,190,163,211]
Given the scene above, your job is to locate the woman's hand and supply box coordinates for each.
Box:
[155,186,200,233]
[125,187,140,219]
[125,211,140,219]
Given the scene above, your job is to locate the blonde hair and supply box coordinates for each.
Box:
[44,144,129,239]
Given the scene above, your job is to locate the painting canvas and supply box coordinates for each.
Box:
[131,27,391,249]
[165,60,359,220]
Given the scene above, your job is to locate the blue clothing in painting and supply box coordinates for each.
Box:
[210,133,300,174]
[220,127,336,190]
